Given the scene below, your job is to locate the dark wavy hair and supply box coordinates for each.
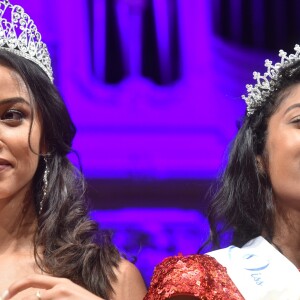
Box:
[0,50,120,299]
[206,60,300,249]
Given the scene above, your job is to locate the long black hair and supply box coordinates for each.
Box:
[0,50,120,299]
[206,60,300,249]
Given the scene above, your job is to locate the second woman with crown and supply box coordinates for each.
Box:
[145,45,300,299]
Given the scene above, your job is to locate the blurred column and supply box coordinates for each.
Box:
[211,0,300,51]
[144,0,180,84]
[116,0,147,78]
[90,0,107,81]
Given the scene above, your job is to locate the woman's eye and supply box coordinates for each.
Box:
[290,117,300,128]
[1,110,24,123]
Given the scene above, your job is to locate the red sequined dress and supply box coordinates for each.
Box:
[144,254,245,300]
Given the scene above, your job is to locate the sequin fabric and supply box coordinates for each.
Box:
[144,254,245,300]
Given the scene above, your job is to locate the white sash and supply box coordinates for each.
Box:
[207,236,300,300]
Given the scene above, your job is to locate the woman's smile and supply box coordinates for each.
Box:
[0,158,12,172]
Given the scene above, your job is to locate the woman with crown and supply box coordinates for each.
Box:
[0,0,146,300]
[144,46,300,300]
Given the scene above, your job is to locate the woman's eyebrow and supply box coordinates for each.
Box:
[284,103,300,115]
[0,97,30,106]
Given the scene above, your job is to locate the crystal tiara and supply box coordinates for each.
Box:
[242,44,300,116]
[0,0,53,82]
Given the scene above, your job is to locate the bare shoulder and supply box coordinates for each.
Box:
[111,258,147,300]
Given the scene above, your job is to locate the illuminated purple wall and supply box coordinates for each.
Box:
[17,0,248,179]
[14,0,295,286]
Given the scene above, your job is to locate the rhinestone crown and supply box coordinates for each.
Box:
[242,44,300,116]
[0,0,53,82]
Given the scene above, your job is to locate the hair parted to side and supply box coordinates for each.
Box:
[205,60,300,249]
[0,50,120,299]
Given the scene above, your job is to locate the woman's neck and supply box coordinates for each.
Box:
[272,208,300,268]
[0,191,37,255]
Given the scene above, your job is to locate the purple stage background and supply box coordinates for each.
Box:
[14,0,298,285]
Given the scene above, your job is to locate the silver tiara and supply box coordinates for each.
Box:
[242,44,300,116]
[0,0,53,82]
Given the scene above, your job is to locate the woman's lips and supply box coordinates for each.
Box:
[0,158,12,172]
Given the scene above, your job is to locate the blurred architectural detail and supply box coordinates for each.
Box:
[212,0,300,51]
[45,0,239,179]
[15,0,300,179]
[88,0,180,84]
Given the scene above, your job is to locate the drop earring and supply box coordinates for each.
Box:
[39,156,49,215]
[256,157,265,175]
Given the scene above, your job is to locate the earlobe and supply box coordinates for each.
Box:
[39,134,48,155]
[256,155,265,174]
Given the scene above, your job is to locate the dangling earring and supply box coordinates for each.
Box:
[39,156,49,215]
[256,157,265,175]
